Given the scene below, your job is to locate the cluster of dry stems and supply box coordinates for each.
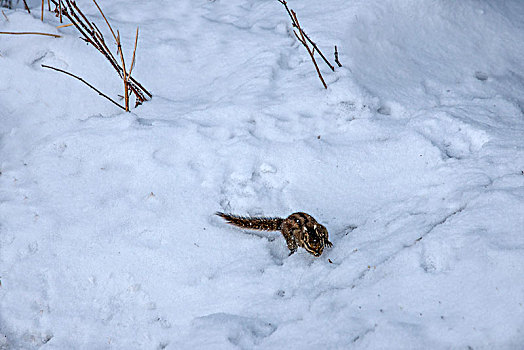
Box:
[46,0,151,111]
[278,0,342,89]
[1,0,150,111]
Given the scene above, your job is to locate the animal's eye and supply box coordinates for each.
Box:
[295,219,300,223]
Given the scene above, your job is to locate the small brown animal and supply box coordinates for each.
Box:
[216,212,332,257]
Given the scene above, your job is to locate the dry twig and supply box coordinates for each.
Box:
[22,0,30,13]
[56,23,72,29]
[1,10,8,21]
[116,30,129,110]
[42,64,125,110]
[290,9,326,89]
[0,31,60,37]
[128,27,139,77]
[92,0,117,40]
[278,0,335,72]
[334,45,342,67]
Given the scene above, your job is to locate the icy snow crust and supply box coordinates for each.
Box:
[1,0,524,348]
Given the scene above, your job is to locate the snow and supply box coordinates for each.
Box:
[1,0,523,348]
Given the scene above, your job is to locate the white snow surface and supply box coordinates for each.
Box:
[1,0,524,348]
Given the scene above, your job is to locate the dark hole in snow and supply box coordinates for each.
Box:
[42,334,53,344]
[475,71,488,81]
[377,106,391,115]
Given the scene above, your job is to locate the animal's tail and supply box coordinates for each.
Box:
[216,212,284,231]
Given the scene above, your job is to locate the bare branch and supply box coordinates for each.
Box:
[22,0,30,13]
[0,31,60,38]
[278,0,335,72]
[92,0,117,43]
[334,45,342,67]
[56,23,73,29]
[116,31,129,111]
[128,27,139,77]
[41,64,125,110]
[291,9,327,89]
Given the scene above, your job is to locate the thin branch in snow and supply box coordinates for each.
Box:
[41,64,126,110]
[92,0,118,43]
[0,31,60,38]
[128,27,139,77]
[56,23,72,29]
[334,45,342,67]
[116,30,130,111]
[278,0,336,72]
[290,9,327,89]
[22,0,30,13]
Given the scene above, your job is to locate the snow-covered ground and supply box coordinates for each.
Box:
[1,0,523,348]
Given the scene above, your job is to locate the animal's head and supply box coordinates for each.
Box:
[302,222,330,257]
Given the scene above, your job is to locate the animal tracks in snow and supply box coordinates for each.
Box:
[219,162,288,215]
[410,111,489,160]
